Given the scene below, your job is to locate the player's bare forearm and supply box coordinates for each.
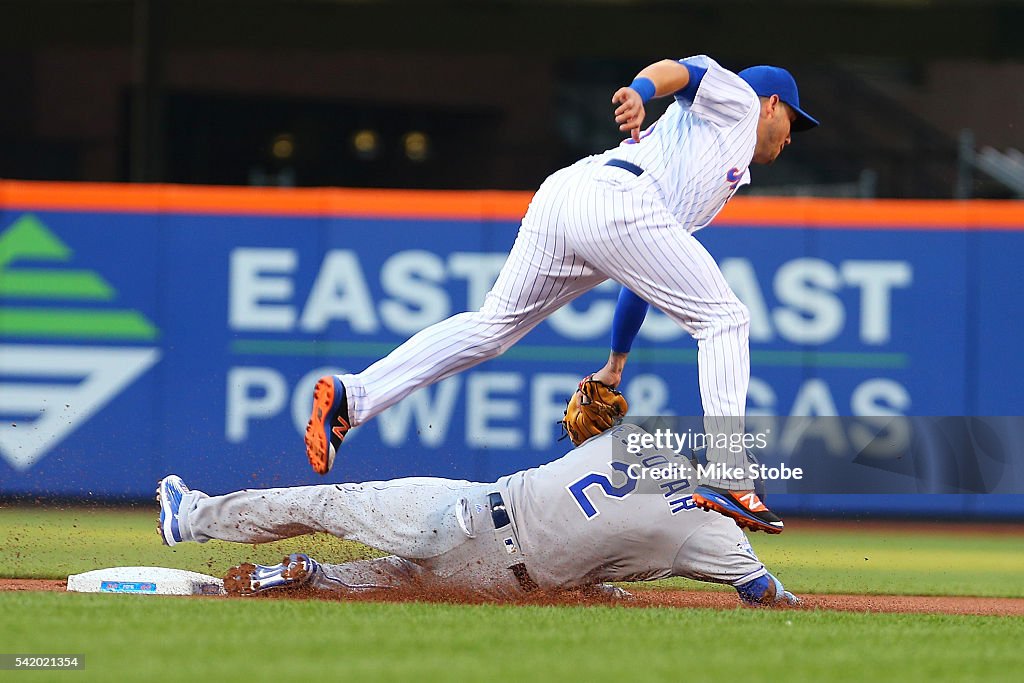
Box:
[636,60,692,97]
[613,60,691,141]
[592,351,629,388]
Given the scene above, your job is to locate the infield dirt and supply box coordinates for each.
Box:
[4,578,1023,617]
[6,518,1022,617]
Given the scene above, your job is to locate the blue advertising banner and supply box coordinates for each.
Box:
[1,188,1022,518]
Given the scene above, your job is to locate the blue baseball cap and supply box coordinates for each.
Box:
[737,65,819,132]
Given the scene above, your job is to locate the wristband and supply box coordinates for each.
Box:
[628,76,656,104]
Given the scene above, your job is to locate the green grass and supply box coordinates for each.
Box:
[1,592,1022,683]
[0,507,372,580]
[747,525,1024,597]
[3,507,1024,682]
[2,507,1022,597]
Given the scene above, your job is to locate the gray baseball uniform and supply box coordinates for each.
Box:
[177,424,767,598]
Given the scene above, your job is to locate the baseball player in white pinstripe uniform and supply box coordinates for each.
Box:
[305,55,818,534]
[159,424,798,605]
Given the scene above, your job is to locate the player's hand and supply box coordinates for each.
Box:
[612,87,646,142]
[592,351,627,389]
[591,366,622,389]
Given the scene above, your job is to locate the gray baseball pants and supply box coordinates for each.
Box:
[178,478,532,598]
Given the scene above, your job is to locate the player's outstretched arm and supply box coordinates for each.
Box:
[613,59,692,141]
[592,287,649,388]
[562,289,640,444]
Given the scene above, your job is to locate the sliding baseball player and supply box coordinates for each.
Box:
[160,423,797,606]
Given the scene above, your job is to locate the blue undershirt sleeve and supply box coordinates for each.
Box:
[674,62,708,103]
[610,287,650,354]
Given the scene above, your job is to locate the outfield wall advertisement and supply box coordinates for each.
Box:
[1,183,1022,517]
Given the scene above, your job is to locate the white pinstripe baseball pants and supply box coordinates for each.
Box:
[341,160,753,488]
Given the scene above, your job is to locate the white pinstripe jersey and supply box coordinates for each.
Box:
[599,55,760,233]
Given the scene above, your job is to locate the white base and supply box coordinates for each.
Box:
[67,567,226,596]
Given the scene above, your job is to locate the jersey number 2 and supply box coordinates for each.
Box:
[568,462,638,519]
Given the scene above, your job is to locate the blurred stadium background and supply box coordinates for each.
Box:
[2,0,1023,197]
[1,0,1022,520]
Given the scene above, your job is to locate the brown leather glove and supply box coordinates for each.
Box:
[560,376,629,446]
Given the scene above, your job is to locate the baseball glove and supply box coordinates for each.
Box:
[560,376,629,446]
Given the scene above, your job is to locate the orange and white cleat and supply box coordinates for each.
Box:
[304,375,350,475]
[692,485,784,534]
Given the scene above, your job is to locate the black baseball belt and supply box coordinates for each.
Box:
[487,491,539,593]
[604,158,645,176]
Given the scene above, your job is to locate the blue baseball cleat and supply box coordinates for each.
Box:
[304,375,350,475]
[223,553,321,596]
[692,485,784,534]
[156,475,189,546]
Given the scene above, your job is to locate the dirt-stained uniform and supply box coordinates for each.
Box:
[170,424,780,599]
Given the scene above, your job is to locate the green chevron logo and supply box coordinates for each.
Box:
[0,214,161,471]
[0,214,158,340]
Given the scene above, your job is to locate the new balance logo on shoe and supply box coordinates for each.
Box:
[692,484,784,534]
[738,492,766,512]
[305,375,350,475]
